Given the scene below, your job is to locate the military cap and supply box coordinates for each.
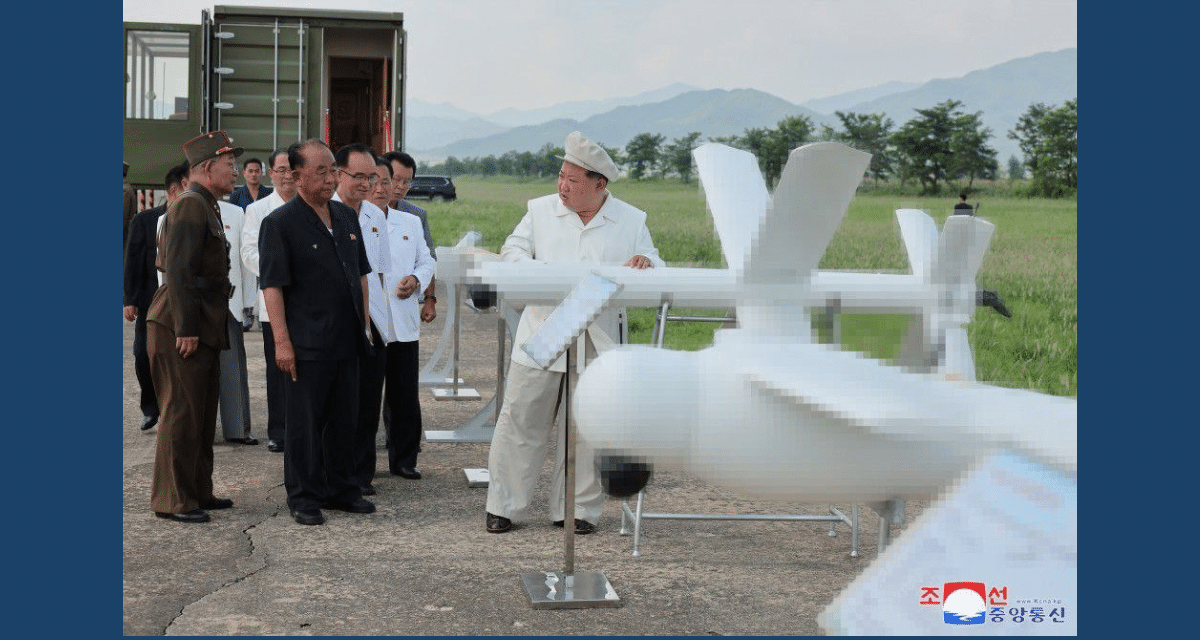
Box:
[559,131,618,182]
[183,130,244,168]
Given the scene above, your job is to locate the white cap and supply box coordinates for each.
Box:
[559,131,618,182]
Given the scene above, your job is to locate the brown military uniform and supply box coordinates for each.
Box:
[146,182,233,514]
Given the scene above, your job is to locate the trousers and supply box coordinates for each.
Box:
[261,321,287,443]
[132,312,159,418]
[485,361,604,524]
[283,357,362,511]
[147,322,219,514]
[218,314,252,440]
[382,340,422,471]
[352,321,388,488]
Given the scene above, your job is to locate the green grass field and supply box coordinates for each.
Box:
[420,176,1077,397]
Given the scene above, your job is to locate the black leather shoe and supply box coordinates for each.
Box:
[141,415,158,431]
[155,509,210,523]
[361,484,377,496]
[202,498,233,510]
[552,519,596,535]
[486,512,512,533]
[267,440,284,452]
[322,498,376,514]
[394,466,422,480]
[291,508,325,526]
[225,437,259,445]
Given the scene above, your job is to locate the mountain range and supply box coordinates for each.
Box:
[407,48,1076,166]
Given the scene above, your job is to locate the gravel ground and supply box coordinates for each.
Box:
[122,297,911,635]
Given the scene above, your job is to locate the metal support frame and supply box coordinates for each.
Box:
[521,341,619,608]
[620,302,871,558]
[419,279,465,387]
[619,492,862,559]
[425,299,523,444]
[431,283,480,400]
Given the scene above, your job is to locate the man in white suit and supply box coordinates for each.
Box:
[484,132,662,535]
[241,148,296,452]
[376,157,436,482]
[216,199,257,444]
[331,143,393,496]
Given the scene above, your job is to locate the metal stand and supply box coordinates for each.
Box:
[650,301,735,347]
[619,493,862,558]
[431,284,480,400]
[521,345,619,609]
[619,302,864,558]
[426,303,519,444]
[869,498,906,554]
[419,279,465,387]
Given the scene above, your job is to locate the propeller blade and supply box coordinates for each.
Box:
[895,209,939,279]
[692,143,770,272]
[746,142,871,282]
[933,214,995,287]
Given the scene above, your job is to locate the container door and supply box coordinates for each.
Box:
[123,21,204,192]
[392,26,406,152]
[209,14,310,164]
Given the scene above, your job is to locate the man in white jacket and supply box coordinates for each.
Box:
[484,132,662,534]
[216,199,258,444]
[376,156,436,481]
[241,148,296,452]
[331,143,393,495]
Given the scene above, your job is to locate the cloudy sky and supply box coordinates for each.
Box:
[123,0,1076,116]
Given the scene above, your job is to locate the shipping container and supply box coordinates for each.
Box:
[124,5,406,195]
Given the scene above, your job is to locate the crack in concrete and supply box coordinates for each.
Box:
[163,491,286,634]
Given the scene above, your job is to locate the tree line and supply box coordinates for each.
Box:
[421,99,1076,198]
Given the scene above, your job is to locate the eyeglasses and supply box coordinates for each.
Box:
[339,169,379,185]
[269,167,290,174]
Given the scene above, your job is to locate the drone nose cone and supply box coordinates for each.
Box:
[574,346,698,461]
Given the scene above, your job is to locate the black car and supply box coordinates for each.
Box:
[407,175,457,201]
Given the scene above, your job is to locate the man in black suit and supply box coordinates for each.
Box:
[259,139,376,526]
[123,160,189,431]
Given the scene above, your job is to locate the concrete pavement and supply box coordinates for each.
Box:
[122,306,907,635]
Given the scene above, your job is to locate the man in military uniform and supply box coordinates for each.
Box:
[146,131,243,523]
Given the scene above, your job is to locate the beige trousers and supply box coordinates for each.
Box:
[485,360,605,524]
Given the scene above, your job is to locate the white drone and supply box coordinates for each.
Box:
[439,141,1075,503]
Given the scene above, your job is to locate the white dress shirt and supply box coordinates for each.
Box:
[241,190,289,322]
[333,193,392,339]
[217,201,256,319]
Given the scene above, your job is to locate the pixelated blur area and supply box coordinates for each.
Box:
[594,452,654,498]
[576,331,1076,505]
[467,285,497,309]
[520,273,621,369]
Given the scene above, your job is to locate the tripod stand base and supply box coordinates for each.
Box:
[519,570,620,609]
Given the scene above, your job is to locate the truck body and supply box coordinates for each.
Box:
[123,5,406,193]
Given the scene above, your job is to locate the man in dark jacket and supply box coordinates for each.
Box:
[259,139,376,526]
[123,160,189,431]
[147,131,243,523]
[228,157,273,209]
